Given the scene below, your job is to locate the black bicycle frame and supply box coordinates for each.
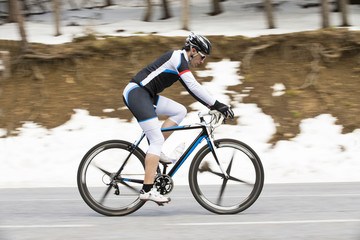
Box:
[118,123,219,185]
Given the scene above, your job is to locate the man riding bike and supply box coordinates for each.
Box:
[122,32,234,205]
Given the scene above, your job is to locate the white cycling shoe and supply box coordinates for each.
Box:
[139,188,171,206]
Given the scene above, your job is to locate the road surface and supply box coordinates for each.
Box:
[0,182,359,240]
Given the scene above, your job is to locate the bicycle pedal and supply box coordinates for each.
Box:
[156,200,170,206]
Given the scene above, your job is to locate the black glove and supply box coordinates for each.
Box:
[210,100,234,119]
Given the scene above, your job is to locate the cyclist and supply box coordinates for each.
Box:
[122,32,234,205]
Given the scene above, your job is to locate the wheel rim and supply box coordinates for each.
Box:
[78,142,146,215]
[191,141,264,213]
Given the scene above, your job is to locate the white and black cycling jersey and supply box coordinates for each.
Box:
[130,49,216,107]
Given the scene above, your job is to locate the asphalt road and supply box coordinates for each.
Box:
[0,182,359,240]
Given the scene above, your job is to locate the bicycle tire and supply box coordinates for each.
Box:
[188,138,264,214]
[77,140,147,216]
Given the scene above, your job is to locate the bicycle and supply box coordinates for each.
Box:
[77,110,264,216]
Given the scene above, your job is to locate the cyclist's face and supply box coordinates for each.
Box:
[190,48,206,67]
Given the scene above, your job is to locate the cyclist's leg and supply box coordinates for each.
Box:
[155,95,187,139]
[138,118,163,184]
[123,84,164,178]
[138,121,170,203]
[122,84,170,203]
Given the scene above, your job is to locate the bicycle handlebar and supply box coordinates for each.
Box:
[198,110,225,129]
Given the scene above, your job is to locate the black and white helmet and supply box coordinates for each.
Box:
[185,32,212,55]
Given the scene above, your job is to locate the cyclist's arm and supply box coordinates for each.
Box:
[179,71,216,108]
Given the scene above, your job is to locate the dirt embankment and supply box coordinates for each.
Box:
[0,29,359,143]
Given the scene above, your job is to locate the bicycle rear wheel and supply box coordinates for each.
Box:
[189,138,264,214]
[77,140,146,216]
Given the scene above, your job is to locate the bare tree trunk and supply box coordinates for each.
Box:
[143,0,152,22]
[8,0,17,22]
[321,0,330,28]
[21,0,30,12]
[334,0,341,11]
[210,0,222,16]
[182,0,189,30]
[11,0,29,52]
[264,0,275,29]
[104,0,112,7]
[53,0,61,36]
[160,0,171,20]
[339,0,350,26]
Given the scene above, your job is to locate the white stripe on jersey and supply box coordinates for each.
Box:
[140,50,180,86]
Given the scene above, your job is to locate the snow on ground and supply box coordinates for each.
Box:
[0,0,359,188]
[1,0,360,44]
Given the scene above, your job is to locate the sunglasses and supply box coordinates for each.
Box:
[193,51,206,60]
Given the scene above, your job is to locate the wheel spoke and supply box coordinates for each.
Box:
[199,167,250,185]
[228,175,252,185]
[93,164,111,177]
[77,140,148,216]
[228,151,253,185]
[199,161,225,178]
[226,151,234,174]
[190,139,264,214]
[99,185,113,204]
[200,168,224,178]
[217,177,228,205]
[217,152,234,205]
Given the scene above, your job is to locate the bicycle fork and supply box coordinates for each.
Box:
[205,128,229,179]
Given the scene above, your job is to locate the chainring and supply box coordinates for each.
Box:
[154,174,174,195]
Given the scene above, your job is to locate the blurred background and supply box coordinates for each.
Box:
[0,0,359,187]
[0,1,359,240]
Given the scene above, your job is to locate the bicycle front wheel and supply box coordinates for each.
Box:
[77,140,146,216]
[189,138,264,214]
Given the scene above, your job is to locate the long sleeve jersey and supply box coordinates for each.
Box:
[130,49,216,108]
